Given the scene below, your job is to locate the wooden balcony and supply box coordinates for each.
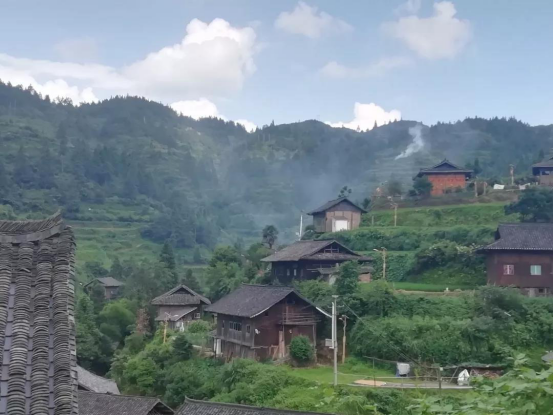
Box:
[279,312,319,325]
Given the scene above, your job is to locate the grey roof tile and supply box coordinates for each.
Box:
[151,285,210,306]
[480,223,553,251]
[306,197,366,215]
[176,398,332,415]
[76,366,120,395]
[78,391,173,415]
[261,240,364,262]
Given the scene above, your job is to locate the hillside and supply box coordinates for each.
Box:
[0,81,551,277]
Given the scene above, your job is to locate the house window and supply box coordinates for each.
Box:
[503,265,514,275]
[194,313,201,319]
[246,325,251,334]
[286,269,290,276]
[293,269,297,276]
[229,321,242,331]
[531,265,542,275]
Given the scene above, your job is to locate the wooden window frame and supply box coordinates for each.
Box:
[503,265,514,275]
[531,265,542,276]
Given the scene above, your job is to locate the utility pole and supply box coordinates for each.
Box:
[474,179,478,198]
[510,164,515,186]
[298,211,303,240]
[163,313,169,344]
[341,315,347,364]
[332,295,339,386]
[374,248,387,280]
[391,203,398,227]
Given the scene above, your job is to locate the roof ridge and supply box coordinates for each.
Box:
[183,398,330,415]
[241,283,294,289]
[78,390,159,401]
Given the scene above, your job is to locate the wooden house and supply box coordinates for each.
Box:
[151,284,211,330]
[532,157,553,186]
[416,159,473,195]
[205,284,330,361]
[479,223,553,296]
[262,240,371,284]
[176,397,329,415]
[0,212,79,414]
[79,391,173,415]
[84,276,124,300]
[307,197,367,233]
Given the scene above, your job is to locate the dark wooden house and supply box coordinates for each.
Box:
[78,391,173,415]
[0,212,79,414]
[151,284,211,330]
[176,397,329,415]
[205,284,330,361]
[307,197,367,233]
[262,240,371,284]
[84,276,124,300]
[479,223,553,296]
[416,159,473,195]
[532,157,553,186]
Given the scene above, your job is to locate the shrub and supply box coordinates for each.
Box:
[289,336,313,364]
[172,333,194,361]
[187,320,212,333]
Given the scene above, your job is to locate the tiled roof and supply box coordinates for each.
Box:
[480,223,553,251]
[416,159,473,177]
[76,365,120,395]
[95,277,124,287]
[176,398,331,415]
[151,285,210,306]
[0,212,78,415]
[532,157,553,169]
[261,240,361,262]
[306,197,367,215]
[78,391,173,415]
[303,252,371,261]
[205,284,330,318]
[154,307,197,322]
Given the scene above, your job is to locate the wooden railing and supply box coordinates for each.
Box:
[280,312,319,325]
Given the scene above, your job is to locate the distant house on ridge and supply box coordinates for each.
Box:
[262,239,371,284]
[84,276,125,300]
[205,284,330,361]
[479,223,553,297]
[307,197,366,233]
[151,284,211,330]
[416,159,473,195]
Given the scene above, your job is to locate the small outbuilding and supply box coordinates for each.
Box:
[532,156,553,186]
[416,159,473,195]
[307,197,367,233]
[84,276,125,300]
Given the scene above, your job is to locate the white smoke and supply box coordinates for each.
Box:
[395,124,424,159]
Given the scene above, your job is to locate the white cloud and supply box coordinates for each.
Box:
[124,18,256,100]
[54,37,99,63]
[235,119,257,132]
[394,0,421,15]
[170,98,256,132]
[275,2,352,39]
[327,102,401,131]
[171,98,220,119]
[382,1,472,60]
[320,56,412,79]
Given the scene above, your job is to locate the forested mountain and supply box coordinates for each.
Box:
[1,80,552,247]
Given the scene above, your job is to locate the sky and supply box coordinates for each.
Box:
[1,0,552,131]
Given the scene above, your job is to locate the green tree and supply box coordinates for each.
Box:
[412,176,433,197]
[336,261,360,296]
[75,295,105,371]
[505,187,553,222]
[209,246,242,267]
[289,336,313,364]
[172,333,193,361]
[13,145,35,187]
[159,240,178,289]
[193,246,203,264]
[98,299,136,346]
[386,180,403,197]
[338,185,352,198]
[262,225,279,249]
[182,269,201,292]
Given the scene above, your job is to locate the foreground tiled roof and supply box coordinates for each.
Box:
[205,284,330,318]
[480,223,553,251]
[151,285,210,306]
[261,240,361,262]
[76,366,120,395]
[0,212,78,414]
[78,391,173,415]
[306,197,367,215]
[176,398,331,415]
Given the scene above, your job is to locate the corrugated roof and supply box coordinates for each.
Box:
[480,223,553,251]
[176,398,332,415]
[154,307,197,322]
[306,197,367,215]
[416,159,473,177]
[0,212,78,415]
[78,391,173,415]
[151,284,211,306]
[205,285,329,318]
[261,240,362,262]
[76,365,120,395]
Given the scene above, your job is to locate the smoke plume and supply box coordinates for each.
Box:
[395,124,424,159]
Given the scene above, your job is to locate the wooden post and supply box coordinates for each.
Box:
[437,367,442,396]
[371,215,374,226]
[382,249,387,281]
[510,164,515,186]
[163,317,168,344]
[474,180,478,197]
[341,315,347,364]
[312,323,317,363]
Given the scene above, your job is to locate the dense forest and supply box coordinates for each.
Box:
[1,80,553,248]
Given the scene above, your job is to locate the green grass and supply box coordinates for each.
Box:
[284,359,394,385]
[390,282,476,292]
